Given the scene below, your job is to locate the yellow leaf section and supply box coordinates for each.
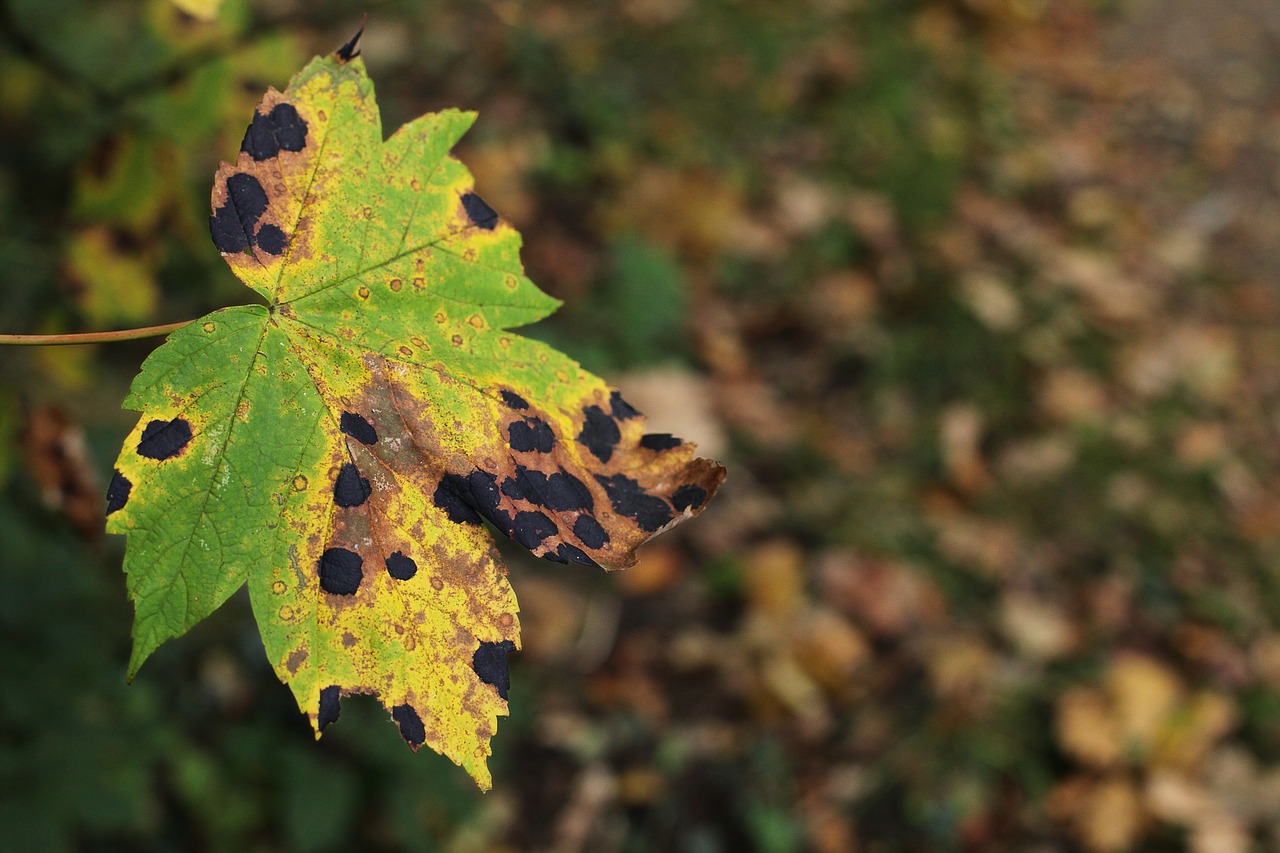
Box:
[210,62,365,301]
[253,323,519,789]
[107,306,332,677]
[168,0,223,21]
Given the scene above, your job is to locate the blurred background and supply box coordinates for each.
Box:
[4,0,1280,850]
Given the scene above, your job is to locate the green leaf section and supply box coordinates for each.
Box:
[116,304,325,677]
[108,49,724,789]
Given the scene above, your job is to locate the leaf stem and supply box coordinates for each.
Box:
[0,320,193,346]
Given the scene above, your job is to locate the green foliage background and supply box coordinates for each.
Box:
[5,0,1280,850]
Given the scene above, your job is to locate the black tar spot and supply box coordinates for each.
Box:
[500,472,530,503]
[433,473,482,526]
[503,466,594,513]
[210,205,249,253]
[319,547,363,596]
[556,542,598,567]
[573,514,609,549]
[137,418,192,460]
[335,21,364,62]
[334,463,371,508]
[391,704,425,747]
[210,172,269,254]
[472,639,516,700]
[508,417,555,453]
[511,510,557,550]
[546,470,593,511]
[639,433,682,451]
[578,405,621,463]
[386,551,418,581]
[318,685,341,731]
[461,192,499,230]
[672,484,709,512]
[339,411,377,445]
[241,102,308,161]
[105,469,131,515]
[595,474,672,532]
[433,470,514,530]
[500,390,529,410]
[256,223,286,255]
[467,470,513,530]
[609,390,641,420]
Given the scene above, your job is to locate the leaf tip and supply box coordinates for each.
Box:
[124,646,148,683]
[469,762,494,792]
[334,15,366,63]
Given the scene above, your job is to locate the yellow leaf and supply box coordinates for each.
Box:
[168,0,222,21]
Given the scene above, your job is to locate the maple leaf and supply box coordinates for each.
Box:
[105,39,724,788]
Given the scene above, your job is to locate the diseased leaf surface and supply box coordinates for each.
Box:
[107,47,724,788]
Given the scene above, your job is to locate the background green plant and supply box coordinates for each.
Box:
[5,0,1280,851]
